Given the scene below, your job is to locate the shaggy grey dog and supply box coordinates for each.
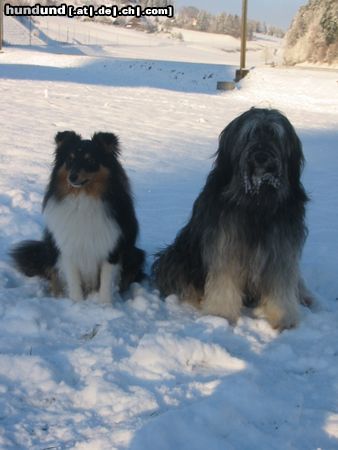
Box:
[152,108,312,330]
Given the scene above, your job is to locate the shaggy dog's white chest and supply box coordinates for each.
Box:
[44,194,121,283]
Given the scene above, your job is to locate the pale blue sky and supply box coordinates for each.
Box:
[173,0,307,29]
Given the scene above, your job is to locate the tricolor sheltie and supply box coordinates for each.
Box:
[11,131,145,303]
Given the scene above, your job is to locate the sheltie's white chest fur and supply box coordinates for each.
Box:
[44,193,121,289]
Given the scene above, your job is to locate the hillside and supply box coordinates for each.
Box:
[284,0,338,65]
[3,15,281,66]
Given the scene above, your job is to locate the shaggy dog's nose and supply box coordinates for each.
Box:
[253,151,278,175]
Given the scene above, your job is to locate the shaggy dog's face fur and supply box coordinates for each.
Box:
[217,108,305,213]
[152,108,311,331]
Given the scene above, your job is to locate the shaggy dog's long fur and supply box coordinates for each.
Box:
[152,108,312,330]
[11,131,144,303]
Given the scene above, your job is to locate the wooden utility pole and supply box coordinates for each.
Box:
[0,0,4,52]
[217,0,250,90]
[235,0,250,81]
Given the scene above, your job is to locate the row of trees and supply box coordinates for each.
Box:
[172,6,285,39]
[107,0,285,40]
[9,0,284,40]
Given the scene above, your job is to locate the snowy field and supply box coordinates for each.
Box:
[1,17,338,450]
[4,15,280,65]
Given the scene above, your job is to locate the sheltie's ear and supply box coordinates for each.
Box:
[92,132,120,157]
[55,131,81,147]
[54,131,81,165]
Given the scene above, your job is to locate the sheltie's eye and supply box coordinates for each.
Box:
[84,153,96,166]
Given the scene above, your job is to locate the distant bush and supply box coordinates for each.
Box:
[170,31,184,41]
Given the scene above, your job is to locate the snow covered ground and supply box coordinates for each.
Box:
[4,15,280,65]
[1,17,338,450]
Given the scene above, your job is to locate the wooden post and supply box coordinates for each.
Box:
[240,0,248,71]
[0,0,4,51]
[235,0,250,81]
[217,0,249,90]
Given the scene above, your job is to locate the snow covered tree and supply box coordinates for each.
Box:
[196,10,211,32]
[284,0,338,64]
